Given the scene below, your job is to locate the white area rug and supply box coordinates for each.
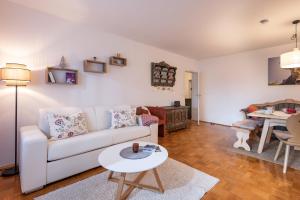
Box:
[36,158,219,200]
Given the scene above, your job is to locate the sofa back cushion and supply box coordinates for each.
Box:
[39,105,134,137]
[94,105,132,130]
[39,107,97,138]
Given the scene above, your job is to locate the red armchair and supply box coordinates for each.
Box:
[147,106,166,137]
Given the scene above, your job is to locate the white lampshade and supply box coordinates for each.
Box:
[0,63,31,86]
[280,48,300,69]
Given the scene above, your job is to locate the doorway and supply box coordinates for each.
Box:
[184,71,199,124]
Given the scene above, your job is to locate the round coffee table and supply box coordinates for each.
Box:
[98,141,168,200]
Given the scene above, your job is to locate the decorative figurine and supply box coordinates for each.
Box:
[59,56,67,68]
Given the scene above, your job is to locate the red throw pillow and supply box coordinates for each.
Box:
[140,114,159,126]
[287,108,296,114]
[247,105,258,113]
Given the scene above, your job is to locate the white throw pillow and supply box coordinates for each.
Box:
[47,112,88,140]
[110,108,137,129]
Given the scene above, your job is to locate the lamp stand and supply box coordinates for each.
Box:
[2,85,19,176]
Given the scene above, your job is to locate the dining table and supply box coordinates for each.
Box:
[247,111,291,154]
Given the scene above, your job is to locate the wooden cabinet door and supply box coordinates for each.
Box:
[181,109,187,121]
[166,110,174,129]
[174,109,182,125]
[164,107,188,132]
[174,109,188,128]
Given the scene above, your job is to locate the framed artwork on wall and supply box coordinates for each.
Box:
[268,57,300,85]
[151,61,177,87]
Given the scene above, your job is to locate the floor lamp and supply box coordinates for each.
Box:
[0,63,31,176]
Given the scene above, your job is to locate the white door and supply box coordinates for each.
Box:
[191,72,199,124]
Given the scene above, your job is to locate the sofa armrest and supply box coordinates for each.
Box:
[149,123,158,143]
[20,126,48,193]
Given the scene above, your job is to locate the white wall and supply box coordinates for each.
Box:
[198,43,300,126]
[0,1,199,166]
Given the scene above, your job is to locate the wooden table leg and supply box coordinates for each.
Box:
[283,145,290,173]
[108,171,113,179]
[257,119,270,154]
[122,171,147,199]
[153,168,164,193]
[115,173,126,200]
[266,126,274,144]
[109,169,164,199]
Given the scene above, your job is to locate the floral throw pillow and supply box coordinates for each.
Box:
[111,108,137,129]
[47,112,88,140]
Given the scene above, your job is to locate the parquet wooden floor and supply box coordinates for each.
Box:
[1,122,300,199]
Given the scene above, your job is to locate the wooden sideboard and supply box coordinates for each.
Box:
[163,106,189,132]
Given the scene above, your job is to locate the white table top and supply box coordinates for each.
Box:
[98,141,168,173]
[247,110,291,120]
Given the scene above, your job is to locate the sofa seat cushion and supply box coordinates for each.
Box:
[106,126,150,144]
[48,131,113,161]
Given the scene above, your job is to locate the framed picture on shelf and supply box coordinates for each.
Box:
[66,72,76,84]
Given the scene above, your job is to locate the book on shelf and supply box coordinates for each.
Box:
[48,72,56,83]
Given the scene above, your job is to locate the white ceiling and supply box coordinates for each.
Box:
[7,0,300,60]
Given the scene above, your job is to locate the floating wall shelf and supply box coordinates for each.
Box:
[84,57,107,73]
[46,67,78,85]
[109,56,127,66]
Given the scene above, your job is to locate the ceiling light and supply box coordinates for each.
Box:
[280,20,300,68]
[260,19,269,24]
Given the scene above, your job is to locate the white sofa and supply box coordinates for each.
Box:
[19,106,158,193]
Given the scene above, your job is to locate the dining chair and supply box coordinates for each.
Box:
[273,113,300,173]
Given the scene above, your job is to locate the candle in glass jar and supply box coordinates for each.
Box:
[132,143,139,153]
